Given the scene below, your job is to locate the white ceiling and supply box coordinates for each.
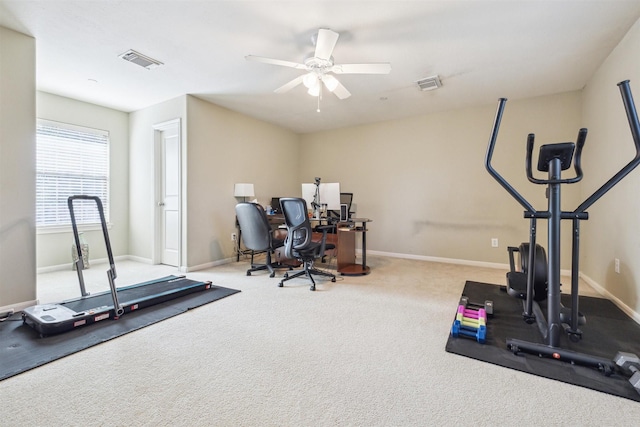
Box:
[2,0,640,134]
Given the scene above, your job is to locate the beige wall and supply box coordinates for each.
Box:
[300,91,582,266]
[128,95,299,270]
[581,17,640,313]
[129,96,187,264]
[36,92,130,269]
[184,95,300,269]
[0,27,36,309]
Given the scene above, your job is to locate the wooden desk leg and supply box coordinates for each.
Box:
[337,228,370,276]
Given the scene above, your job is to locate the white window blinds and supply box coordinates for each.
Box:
[36,120,110,227]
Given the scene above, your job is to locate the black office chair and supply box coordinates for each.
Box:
[279,198,336,291]
[235,202,289,278]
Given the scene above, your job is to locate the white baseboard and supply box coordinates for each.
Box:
[125,255,153,264]
[580,272,640,324]
[367,250,510,270]
[185,257,234,272]
[367,250,581,276]
[1,299,38,315]
[31,251,640,324]
[37,255,134,274]
[371,250,640,324]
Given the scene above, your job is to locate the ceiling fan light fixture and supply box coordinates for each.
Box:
[303,73,318,89]
[323,75,339,92]
[308,84,320,97]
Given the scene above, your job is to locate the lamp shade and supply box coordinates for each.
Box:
[234,183,255,198]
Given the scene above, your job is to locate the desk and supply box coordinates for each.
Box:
[336,218,372,275]
[266,214,286,227]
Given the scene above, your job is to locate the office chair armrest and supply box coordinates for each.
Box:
[313,225,335,256]
[315,224,335,233]
[287,222,312,250]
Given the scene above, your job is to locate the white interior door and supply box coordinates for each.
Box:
[154,120,181,267]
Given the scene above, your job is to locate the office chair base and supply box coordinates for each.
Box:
[278,266,336,291]
[247,262,293,278]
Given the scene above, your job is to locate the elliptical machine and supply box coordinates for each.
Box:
[485,80,640,373]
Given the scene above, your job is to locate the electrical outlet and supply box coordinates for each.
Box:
[615,258,620,274]
[491,238,499,248]
[231,232,237,241]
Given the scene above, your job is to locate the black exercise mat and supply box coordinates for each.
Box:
[445,281,640,402]
[0,284,240,382]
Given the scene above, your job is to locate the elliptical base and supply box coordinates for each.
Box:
[506,338,616,375]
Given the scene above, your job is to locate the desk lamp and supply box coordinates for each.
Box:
[234,183,255,203]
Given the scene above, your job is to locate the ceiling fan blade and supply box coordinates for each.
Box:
[245,55,306,70]
[331,80,351,100]
[274,75,305,93]
[314,29,339,60]
[332,63,392,74]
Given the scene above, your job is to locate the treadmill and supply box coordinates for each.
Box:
[22,195,213,337]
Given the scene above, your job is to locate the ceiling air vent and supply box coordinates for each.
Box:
[417,75,442,91]
[119,49,163,70]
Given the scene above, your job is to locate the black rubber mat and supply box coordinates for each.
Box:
[0,283,240,381]
[446,281,640,402]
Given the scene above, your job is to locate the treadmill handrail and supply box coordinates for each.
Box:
[68,195,116,274]
[68,195,123,316]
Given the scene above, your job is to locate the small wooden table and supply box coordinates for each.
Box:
[336,218,372,275]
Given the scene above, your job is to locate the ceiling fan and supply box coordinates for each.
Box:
[245,29,391,102]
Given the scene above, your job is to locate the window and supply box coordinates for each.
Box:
[36,120,109,228]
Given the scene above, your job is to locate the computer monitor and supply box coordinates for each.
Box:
[301,182,341,211]
[270,197,281,214]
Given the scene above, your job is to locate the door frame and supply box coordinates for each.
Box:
[152,118,182,269]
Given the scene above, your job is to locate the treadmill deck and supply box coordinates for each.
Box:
[23,275,213,336]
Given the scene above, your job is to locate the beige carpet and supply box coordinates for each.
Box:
[2,256,639,426]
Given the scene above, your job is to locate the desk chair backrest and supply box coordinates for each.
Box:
[327,192,354,223]
[279,198,313,260]
[235,202,272,251]
[340,192,353,213]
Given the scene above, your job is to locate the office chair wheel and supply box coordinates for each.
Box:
[278,281,284,287]
[269,272,275,278]
[310,284,316,291]
[331,277,336,282]
[284,273,289,279]
[246,271,251,276]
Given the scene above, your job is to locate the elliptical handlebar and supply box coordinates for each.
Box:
[484,98,536,213]
[525,128,587,185]
[619,80,640,152]
[486,80,639,215]
[575,80,640,213]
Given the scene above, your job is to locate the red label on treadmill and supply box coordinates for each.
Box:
[94,313,109,322]
[74,319,87,327]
